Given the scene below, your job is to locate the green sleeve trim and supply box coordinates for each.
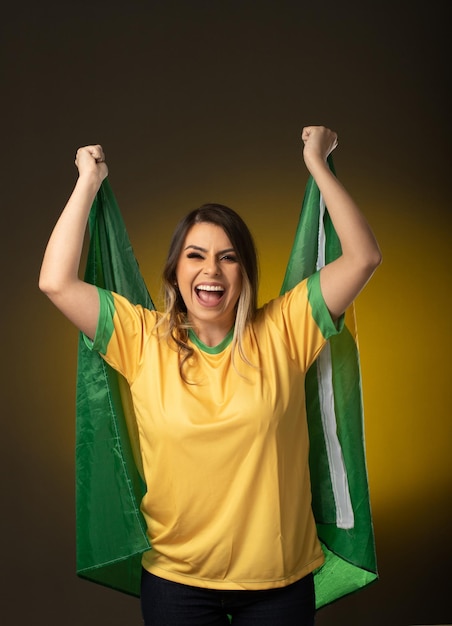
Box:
[307,272,344,339]
[82,288,116,355]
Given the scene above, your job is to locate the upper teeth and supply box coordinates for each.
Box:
[197,285,224,292]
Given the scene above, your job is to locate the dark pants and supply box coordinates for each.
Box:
[140,569,316,626]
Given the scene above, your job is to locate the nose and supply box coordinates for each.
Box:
[203,255,220,276]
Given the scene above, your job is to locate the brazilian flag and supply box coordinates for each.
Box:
[75,166,378,608]
[280,158,378,607]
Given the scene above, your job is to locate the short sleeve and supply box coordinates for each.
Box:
[307,271,344,339]
[82,287,115,354]
[259,273,343,372]
[82,287,157,383]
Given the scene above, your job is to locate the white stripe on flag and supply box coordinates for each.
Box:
[316,195,354,530]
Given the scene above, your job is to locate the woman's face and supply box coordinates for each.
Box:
[176,222,242,338]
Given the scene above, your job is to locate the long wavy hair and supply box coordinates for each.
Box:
[156,203,259,381]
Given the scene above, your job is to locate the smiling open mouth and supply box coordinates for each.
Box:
[195,284,225,305]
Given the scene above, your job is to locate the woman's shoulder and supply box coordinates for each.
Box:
[256,277,311,318]
[99,288,163,331]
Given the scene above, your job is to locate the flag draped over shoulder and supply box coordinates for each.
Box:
[76,179,152,595]
[75,167,377,605]
[280,157,378,607]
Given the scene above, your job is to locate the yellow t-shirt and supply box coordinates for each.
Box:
[90,272,342,590]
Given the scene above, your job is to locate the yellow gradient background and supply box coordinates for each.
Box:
[2,2,450,625]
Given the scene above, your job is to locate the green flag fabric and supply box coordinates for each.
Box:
[280,158,378,607]
[75,170,377,605]
[76,179,152,594]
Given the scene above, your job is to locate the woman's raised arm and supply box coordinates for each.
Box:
[39,145,108,339]
[301,126,382,320]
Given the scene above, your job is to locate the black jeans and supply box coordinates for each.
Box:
[140,569,316,626]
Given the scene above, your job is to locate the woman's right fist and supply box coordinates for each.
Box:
[75,144,108,182]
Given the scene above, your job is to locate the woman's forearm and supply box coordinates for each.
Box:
[39,145,107,339]
[39,145,107,297]
[39,173,101,295]
[306,158,381,271]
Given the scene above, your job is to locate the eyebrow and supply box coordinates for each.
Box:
[184,245,236,255]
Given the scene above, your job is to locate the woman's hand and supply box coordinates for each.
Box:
[75,144,108,185]
[301,126,338,172]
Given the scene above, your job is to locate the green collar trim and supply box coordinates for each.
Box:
[188,327,234,354]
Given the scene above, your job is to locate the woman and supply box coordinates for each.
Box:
[39,126,381,625]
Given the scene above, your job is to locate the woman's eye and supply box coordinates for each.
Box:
[187,252,204,259]
[221,255,237,262]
